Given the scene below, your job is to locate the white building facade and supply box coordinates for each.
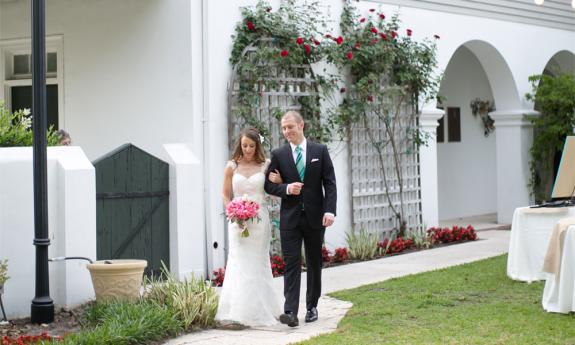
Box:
[0,0,573,317]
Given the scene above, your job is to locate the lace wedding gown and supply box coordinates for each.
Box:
[215,160,281,326]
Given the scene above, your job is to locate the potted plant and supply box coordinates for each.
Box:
[0,259,8,295]
[86,259,147,301]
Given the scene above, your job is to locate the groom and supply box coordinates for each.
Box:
[265,111,337,327]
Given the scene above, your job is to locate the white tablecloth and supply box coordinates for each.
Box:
[542,225,575,313]
[507,206,575,282]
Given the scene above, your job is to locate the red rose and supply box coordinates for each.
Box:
[346,52,353,60]
[246,21,256,31]
[280,50,289,57]
[296,37,304,45]
[370,27,378,34]
[434,34,441,39]
[369,8,375,12]
[379,13,385,19]
[391,31,397,39]
[335,36,344,45]
[380,33,388,40]
[360,17,366,23]
[406,29,412,36]
[266,7,272,12]
[314,39,321,46]
[340,87,346,93]
[367,95,373,102]
[304,44,311,55]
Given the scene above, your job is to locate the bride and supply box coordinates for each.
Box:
[215,127,283,327]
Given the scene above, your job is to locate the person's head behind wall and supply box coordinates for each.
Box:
[281,111,305,145]
[57,129,71,146]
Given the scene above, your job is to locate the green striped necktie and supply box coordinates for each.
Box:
[295,145,305,181]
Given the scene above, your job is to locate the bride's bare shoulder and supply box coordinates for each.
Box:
[225,160,237,171]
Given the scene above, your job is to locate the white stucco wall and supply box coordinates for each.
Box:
[0,147,96,318]
[437,46,497,220]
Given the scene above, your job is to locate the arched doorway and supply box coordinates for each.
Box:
[437,40,520,224]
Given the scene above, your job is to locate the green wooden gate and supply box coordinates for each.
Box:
[94,144,170,277]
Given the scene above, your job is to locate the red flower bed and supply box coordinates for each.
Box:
[332,247,349,263]
[270,255,285,277]
[378,237,414,255]
[427,225,478,244]
[2,333,62,345]
[211,267,226,287]
[321,246,332,263]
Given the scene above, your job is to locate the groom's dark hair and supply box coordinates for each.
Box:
[231,127,266,164]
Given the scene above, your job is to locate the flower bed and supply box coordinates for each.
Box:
[1,333,62,345]
[211,226,479,284]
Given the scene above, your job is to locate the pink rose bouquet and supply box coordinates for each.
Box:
[225,194,260,237]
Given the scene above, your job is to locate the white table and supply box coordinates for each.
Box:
[542,225,575,313]
[507,206,575,282]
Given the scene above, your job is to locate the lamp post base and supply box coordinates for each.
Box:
[31,298,54,324]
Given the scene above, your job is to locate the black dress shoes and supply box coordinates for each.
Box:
[305,307,318,323]
[279,312,299,327]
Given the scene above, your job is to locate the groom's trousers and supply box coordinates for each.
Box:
[280,211,325,315]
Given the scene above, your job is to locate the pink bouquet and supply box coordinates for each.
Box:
[225,194,260,237]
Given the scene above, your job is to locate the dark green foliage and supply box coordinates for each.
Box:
[526,73,575,201]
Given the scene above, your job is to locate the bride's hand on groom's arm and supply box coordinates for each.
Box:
[268,169,283,184]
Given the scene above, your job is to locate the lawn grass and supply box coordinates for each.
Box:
[300,255,575,345]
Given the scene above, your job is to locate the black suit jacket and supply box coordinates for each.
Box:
[265,141,337,230]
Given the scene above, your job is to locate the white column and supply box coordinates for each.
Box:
[163,144,206,280]
[419,108,444,229]
[491,110,538,224]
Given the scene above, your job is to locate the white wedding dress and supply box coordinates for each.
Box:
[215,160,281,326]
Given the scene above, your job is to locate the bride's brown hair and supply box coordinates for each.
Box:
[231,127,265,164]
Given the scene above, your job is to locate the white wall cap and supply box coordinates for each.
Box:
[163,143,200,165]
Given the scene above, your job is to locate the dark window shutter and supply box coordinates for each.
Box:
[447,107,461,142]
[437,116,444,143]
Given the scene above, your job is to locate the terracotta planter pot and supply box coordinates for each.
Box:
[86,260,147,301]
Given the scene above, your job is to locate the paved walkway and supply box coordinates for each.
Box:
[165,229,510,345]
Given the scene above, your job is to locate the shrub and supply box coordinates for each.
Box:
[0,102,60,147]
[144,265,218,330]
[60,300,182,345]
[346,229,379,260]
[0,259,8,286]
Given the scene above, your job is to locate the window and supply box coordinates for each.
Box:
[447,107,461,142]
[1,37,63,130]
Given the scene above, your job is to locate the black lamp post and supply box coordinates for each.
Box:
[30,0,54,324]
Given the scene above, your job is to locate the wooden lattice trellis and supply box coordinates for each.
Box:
[349,98,423,239]
[227,40,321,154]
